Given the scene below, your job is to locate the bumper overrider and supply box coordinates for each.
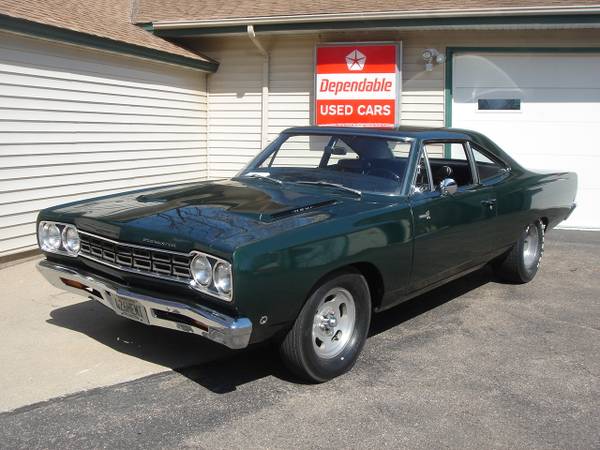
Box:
[37,260,252,349]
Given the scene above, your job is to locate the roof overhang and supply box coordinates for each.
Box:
[0,13,219,72]
[150,6,600,37]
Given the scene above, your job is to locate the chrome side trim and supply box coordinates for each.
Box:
[37,260,251,349]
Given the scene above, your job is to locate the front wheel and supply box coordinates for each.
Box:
[279,271,371,382]
[494,220,545,283]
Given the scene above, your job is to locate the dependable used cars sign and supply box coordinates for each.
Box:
[315,43,401,128]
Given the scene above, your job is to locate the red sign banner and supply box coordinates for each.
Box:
[315,44,400,128]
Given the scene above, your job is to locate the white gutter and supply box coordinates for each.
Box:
[153,5,600,29]
[247,25,269,150]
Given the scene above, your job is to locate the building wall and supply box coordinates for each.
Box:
[0,31,208,257]
[192,28,600,178]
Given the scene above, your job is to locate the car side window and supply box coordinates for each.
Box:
[470,144,507,181]
[413,151,432,194]
[425,142,475,189]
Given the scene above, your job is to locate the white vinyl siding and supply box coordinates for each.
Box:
[0,31,208,257]
[204,38,263,179]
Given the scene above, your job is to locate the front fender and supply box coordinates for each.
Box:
[232,204,413,342]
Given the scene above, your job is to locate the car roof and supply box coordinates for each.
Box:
[282,126,476,141]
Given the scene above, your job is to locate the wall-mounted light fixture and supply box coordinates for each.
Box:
[422,48,446,71]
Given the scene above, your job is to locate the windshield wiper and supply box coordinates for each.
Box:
[294,181,362,197]
[241,174,283,185]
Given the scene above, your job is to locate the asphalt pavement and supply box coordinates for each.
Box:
[0,230,598,449]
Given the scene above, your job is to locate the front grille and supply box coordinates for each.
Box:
[79,232,192,282]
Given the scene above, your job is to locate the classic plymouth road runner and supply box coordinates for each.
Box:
[37,126,577,382]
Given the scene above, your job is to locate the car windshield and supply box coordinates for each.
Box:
[237,133,414,195]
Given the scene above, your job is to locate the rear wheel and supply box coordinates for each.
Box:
[494,220,545,283]
[279,271,371,383]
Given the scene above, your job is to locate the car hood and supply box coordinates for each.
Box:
[42,179,350,255]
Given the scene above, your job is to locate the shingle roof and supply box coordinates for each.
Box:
[0,0,216,69]
[134,0,600,23]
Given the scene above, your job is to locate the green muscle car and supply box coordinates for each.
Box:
[37,126,577,382]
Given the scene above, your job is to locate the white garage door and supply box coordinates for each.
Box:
[452,52,600,230]
[0,32,208,258]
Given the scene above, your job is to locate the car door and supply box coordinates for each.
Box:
[468,142,513,254]
[409,141,498,291]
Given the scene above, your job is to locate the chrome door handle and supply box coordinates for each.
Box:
[418,210,431,220]
[481,199,497,210]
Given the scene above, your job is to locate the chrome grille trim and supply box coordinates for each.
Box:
[78,231,192,285]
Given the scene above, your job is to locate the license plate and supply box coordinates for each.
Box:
[114,296,149,324]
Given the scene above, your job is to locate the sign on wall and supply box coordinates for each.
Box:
[315,43,401,128]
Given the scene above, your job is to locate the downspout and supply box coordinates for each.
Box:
[247,25,269,149]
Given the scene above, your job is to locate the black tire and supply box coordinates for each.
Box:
[279,270,371,383]
[494,220,545,283]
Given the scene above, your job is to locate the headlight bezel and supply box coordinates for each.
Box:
[38,221,80,257]
[189,251,233,302]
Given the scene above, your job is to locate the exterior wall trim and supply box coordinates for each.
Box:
[443,45,600,156]
[0,13,219,72]
[153,14,600,37]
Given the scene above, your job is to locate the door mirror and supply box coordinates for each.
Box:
[330,146,347,156]
[439,178,458,196]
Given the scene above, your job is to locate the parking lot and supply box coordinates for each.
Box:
[0,230,599,449]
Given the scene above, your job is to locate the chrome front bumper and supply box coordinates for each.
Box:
[37,260,252,349]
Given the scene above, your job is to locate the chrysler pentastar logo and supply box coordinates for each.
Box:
[346,49,366,71]
[142,237,176,248]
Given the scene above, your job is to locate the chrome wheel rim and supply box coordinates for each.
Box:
[523,224,540,269]
[312,287,356,359]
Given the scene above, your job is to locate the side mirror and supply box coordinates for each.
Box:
[330,146,347,156]
[439,178,458,196]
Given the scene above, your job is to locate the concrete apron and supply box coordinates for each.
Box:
[0,256,231,412]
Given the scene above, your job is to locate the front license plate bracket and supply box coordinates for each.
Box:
[113,295,149,324]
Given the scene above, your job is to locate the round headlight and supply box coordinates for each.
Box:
[191,254,212,287]
[213,262,232,294]
[39,222,61,251]
[62,226,80,255]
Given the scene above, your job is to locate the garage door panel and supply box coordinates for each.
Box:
[0,32,208,257]
[453,52,600,229]
[561,189,599,230]
[454,54,600,89]
[454,88,600,115]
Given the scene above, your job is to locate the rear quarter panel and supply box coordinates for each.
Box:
[495,168,577,249]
